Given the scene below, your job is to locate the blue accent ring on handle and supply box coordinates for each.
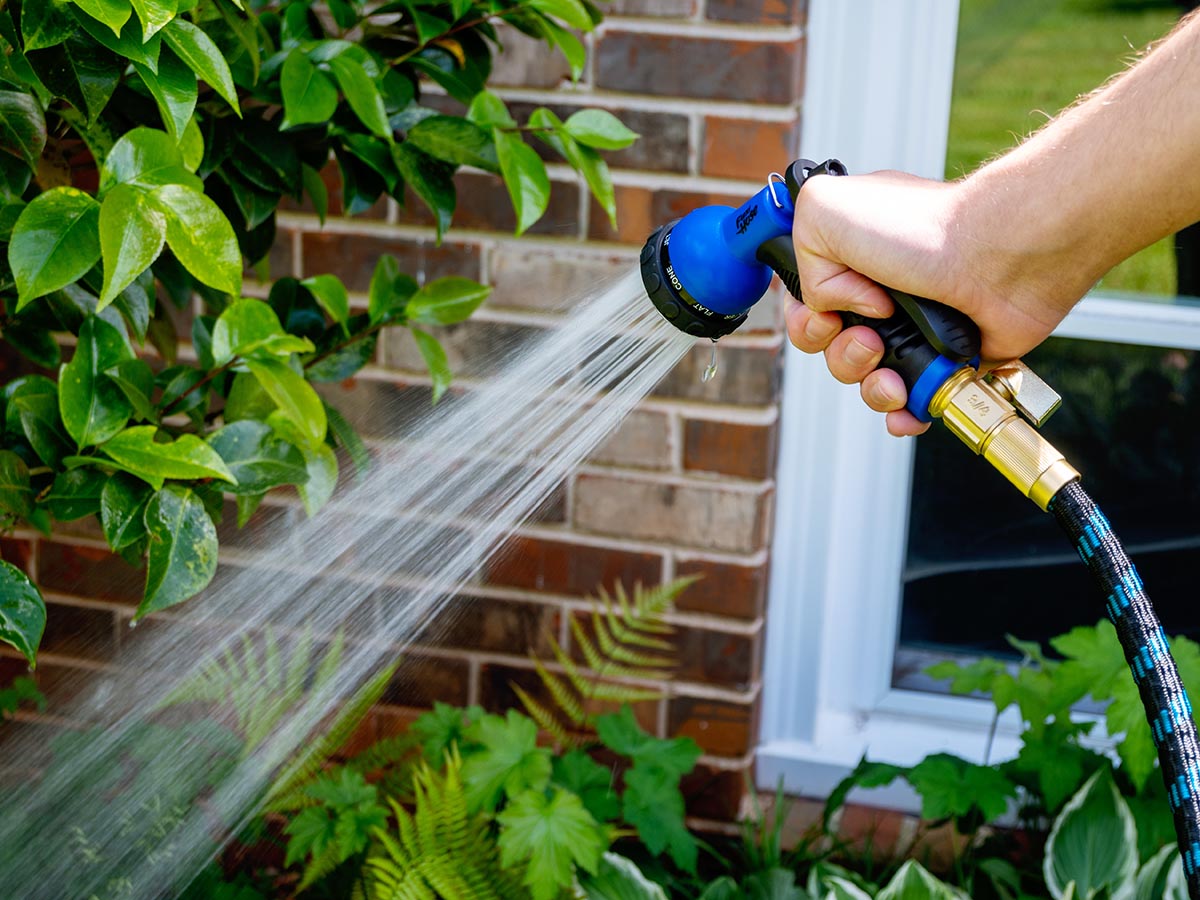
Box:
[907,354,966,422]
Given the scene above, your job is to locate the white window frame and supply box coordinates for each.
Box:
[759,0,1200,808]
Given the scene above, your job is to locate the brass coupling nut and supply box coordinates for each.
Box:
[928,368,1079,511]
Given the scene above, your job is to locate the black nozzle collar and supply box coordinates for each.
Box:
[639,221,748,340]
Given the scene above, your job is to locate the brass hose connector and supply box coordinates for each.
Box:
[928,367,1080,511]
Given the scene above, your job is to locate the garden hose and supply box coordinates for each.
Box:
[639,159,1200,897]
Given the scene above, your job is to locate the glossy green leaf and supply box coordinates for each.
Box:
[129,0,174,39]
[5,319,61,369]
[563,109,639,150]
[297,442,336,517]
[280,49,337,129]
[20,0,74,51]
[529,0,594,31]
[156,365,206,418]
[324,401,369,478]
[1044,770,1138,900]
[406,115,498,172]
[10,187,100,308]
[211,298,313,365]
[208,420,308,496]
[530,107,615,227]
[101,127,199,194]
[114,269,155,344]
[139,484,219,619]
[300,274,349,327]
[542,19,585,81]
[9,382,72,468]
[412,328,451,404]
[59,315,135,448]
[367,257,417,325]
[0,450,33,518]
[406,276,491,326]
[300,163,328,225]
[44,466,106,520]
[151,183,242,296]
[98,426,237,490]
[99,183,167,308]
[466,90,515,128]
[70,0,133,37]
[235,493,263,528]
[72,8,163,72]
[244,357,326,450]
[135,48,197,140]
[494,129,549,235]
[180,115,203,171]
[0,199,25,239]
[105,359,156,422]
[100,473,151,550]
[162,18,240,113]
[0,560,44,666]
[27,31,121,122]
[328,54,391,141]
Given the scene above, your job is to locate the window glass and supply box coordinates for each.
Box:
[895,0,1197,692]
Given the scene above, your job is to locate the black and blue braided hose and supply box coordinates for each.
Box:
[1051,480,1200,897]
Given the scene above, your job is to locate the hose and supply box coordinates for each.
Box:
[1051,480,1200,896]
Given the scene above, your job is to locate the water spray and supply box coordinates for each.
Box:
[641,159,1200,895]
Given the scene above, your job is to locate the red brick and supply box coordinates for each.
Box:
[279,160,388,220]
[607,0,695,14]
[301,232,481,291]
[668,696,756,757]
[588,409,673,470]
[707,0,804,25]
[382,654,470,708]
[672,625,757,688]
[595,33,803,104]
[588,185,749,244]
[479,662,659,734]
[316,379,452,440]
[487,247,630,313]
[574,474,769,554]
[382,318,549,379]
[675,556,769,620]
[702,117,799,181]
[654,342,783,407]
[395,172,582,238]
[38,542,142,606]
[683,419,778,480]
[486,534,663,597]
[1,538,34,578]
[682,763,748,820]
[420,594,558,656]
[39,602,116,661]
[486,22,575,88]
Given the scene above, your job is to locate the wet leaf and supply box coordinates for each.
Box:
[97,425,237,490]
[10,187,100,308]
[0,560,45,666]
[59,315,135,448]
[139,483,219,619]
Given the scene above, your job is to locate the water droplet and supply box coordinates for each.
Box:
[701,341,719,382]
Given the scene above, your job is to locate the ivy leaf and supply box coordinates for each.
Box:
[138,483,219,619]
[622,765,697,872]
[70,0,133,37]
[300,274,350,327]
[100,473,152,551]
[461,710,552,812]
[906,753,1017,822]
[280,49,337,129]
[0,560,45,666]
[528,0,594,31]
[27,31,121,123]
[563,109,639,150]
[99,184,167,308]
[162,18,240,113]
[44,467,106,520]
[0,91,45,173]
[406,276,490,326]
[0,450,33,518]
[494,129,549,236]
[59,315,135,449]
[207,420,308,496]
[406,115,498,172]
[497,787,605,900]
[243,357,327,450]
[96,426,237,490]
[411,328,451,404]
[553,749,620,823]
[296,442,337,517]
[10,187,100,308]
[211,298,314,365]
[100,127,200,194]
[134,48,197,140]
[129,0,175,39]
[392,142,455,241]
[410,701,484,762]
[328,54,391,141]
[151,182,242,297]
[20,1,74,52]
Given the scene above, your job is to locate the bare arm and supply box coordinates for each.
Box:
[789,11,1200,435]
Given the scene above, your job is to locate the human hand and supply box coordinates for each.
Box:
[785,170,1086,436]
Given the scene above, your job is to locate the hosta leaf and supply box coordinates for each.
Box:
[1043,770,1138,900]
[151,183,242,296]
[99,183,167,308]
[494,129,549,235]
[59,315,135,448]
[139,484,219,619]
[10,187,100,308]
[207,420,308,496]
[98,426,237,490]
[162,18,240,113]
[0,560,44,666]
[406,276,490,326]
[280,49,337,129]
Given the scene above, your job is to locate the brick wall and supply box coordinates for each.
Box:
[3,1,807,829]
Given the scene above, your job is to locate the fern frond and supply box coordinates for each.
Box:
[346,734,419,776]
[584,682,666,704]
[602,598,674,651]
[531,658,587,727]
[299,838,346,890]
[570,617,665,683]
[512,683,574,748]
[590,610,674,669]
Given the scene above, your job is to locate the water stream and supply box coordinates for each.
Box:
[0,271,695,899]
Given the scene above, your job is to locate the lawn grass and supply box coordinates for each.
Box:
[945,0,1181,294]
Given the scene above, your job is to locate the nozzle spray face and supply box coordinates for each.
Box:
[639,220,750,339]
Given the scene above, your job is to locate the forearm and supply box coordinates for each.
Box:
[956,11,1200,313]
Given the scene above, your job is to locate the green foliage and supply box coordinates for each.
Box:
[284,768,387,889]
[0,0,636,661]
[1043,770,1137,900]
[0,673,44,717]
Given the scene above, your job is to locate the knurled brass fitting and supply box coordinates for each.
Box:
[928,368,1080,511]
